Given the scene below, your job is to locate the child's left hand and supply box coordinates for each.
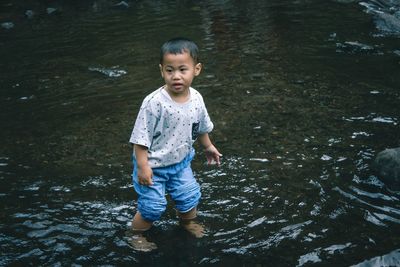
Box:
[204,145,222,166]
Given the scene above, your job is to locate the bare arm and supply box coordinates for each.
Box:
[198,133,222,166]
[134,144,153,186]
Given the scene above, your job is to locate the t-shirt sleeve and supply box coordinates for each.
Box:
[129,101,157,148]
[198,97,214,134]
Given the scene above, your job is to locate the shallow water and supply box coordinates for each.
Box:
[1,0,400,266]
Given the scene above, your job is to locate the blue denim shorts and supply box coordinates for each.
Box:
[132,150,201,222]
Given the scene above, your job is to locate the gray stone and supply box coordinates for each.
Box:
[373,148,400,189]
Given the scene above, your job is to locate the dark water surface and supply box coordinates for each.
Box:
[1,0,400,266]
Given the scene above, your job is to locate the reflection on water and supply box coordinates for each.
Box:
[1,0,400,266]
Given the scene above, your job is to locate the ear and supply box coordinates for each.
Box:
[159,64,164,78]
[194,63,202,76]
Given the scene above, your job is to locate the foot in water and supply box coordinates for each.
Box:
[180,220,207,238]
[127,233,157,252]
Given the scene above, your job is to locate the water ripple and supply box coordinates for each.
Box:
[352,249,400,266]
[297,242,353,266]
[343,114,398,125]
[333,186,400,225]
[222,220,313,255]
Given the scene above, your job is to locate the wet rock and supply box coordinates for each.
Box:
[375,12,400,34]
[360,0,400,36]
[373,148,400,189]
[25,10,35,19]
[1,22,14,30]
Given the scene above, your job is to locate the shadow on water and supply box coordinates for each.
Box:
[1,0,400,266]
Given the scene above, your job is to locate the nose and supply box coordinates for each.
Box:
[172,71,180,80]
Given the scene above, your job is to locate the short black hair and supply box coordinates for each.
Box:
[160,37,199,64]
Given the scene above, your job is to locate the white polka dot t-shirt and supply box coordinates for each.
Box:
[130,86,214,168]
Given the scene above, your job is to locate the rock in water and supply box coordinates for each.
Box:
[25,10,35,19]
[1,22,14,30]
[373,148,400,190]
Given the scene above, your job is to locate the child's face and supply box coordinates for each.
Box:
[159,51,202,98]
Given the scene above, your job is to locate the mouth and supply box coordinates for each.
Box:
[172,83,184,89]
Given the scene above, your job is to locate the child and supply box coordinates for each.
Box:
[129,37,221,250]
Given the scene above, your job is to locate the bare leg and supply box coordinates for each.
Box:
[132,212,152,232]
[178,207,205,238]
[129,212,157,252]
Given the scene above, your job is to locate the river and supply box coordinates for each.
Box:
[1,0,399,266]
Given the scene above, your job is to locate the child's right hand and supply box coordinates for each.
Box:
[137,164,153,186]
[204,144,222,166]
